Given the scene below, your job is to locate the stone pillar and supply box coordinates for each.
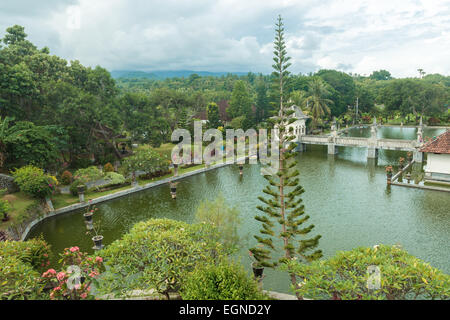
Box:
[367,148,378,159]
[413,150,423,163]
[77,185,86,203]
[328,143,338,155]
[45,197,54,212]
[295,143,306,152]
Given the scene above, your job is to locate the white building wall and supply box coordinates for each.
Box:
[426,153,450,175]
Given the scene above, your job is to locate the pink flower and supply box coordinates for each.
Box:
[74,284,81,290]
[54,286,61,291]
[80,292,88,299]
[95,256,103,263]
[69,246,80,253]
[42,269,57,277]
[56,272,66,281]
[89,271,99,277]
[43,253,48,257]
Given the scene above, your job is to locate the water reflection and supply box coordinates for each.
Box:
[28,127,450,294]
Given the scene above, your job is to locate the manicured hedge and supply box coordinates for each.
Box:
[180,261,267,300]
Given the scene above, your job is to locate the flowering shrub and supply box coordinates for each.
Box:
[60,170,73,185]
[103,162,114,173]
[42,246,105,300]
[12,165,58,199]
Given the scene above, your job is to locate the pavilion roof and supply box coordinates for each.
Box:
[419,130,450,154]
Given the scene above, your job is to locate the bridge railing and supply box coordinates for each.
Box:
[335,137,368,147]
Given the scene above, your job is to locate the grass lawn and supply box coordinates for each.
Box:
[0,192,38,231]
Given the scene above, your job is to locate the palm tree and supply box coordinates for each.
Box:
[305,78,334,129]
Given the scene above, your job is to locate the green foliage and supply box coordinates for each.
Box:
[12,165,57,198]
[206,102,221,129]
[305,77,334,127]
[195,195,241,254]
[60,170,73,185]
[228,80,253,125]
[69,179,85,196]
[285,245,450,300]
[180,261,267,300]
[103,162,114,173]
[73,166,103,184]
[97,218,222,298]
[0,238,51,300]
[103,172,126,186]
[369,70,393,81]
[120,148,170,177]
[255,79,270,123]
[5,121,62,169]
[0,199,11,220]
[316,69,355,116]
[230,116,246,130]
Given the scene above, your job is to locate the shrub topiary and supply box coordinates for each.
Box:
[103,172,125,186]
[60,170,73,185]
[103,162,114,173]
[12,165,58,199]
[284,244,450,300]
[180,261,267,300]
[73,166,103,184]
[97,218,222,299]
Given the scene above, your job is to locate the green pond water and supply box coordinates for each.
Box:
[28,126,450,294]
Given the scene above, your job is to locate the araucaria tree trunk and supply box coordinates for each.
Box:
[249,15,322,300]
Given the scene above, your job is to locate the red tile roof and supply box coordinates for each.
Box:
[419,130,450,154]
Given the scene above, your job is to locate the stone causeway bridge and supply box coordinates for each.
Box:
[295,119,425,162]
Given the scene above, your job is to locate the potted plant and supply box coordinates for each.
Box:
[398,157,405,170]
[83,200,97,223]
[87,220,104,250]
[406,152,413,163]
[385,166,393,184]
[77,184,86,194]
[249,250,264,279]
[92,234,104,250]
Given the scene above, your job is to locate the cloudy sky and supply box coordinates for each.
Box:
[1,0,449,77]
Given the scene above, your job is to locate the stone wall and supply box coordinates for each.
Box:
[0,173,19,193]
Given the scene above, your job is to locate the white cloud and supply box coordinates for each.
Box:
[0,0,449,77]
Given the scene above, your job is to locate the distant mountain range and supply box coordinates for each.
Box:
[110,70,250,79]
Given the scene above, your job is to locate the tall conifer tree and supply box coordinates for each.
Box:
[249,15,322,299]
